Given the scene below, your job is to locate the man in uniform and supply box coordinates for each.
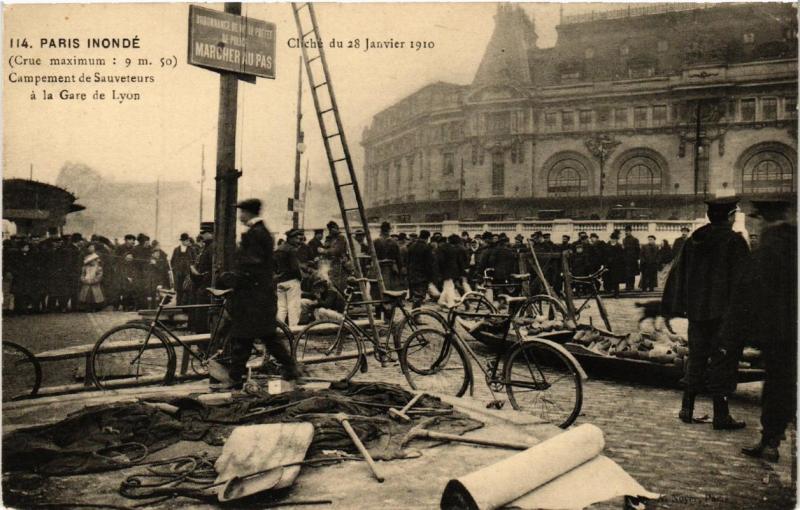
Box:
[223,199,300,388]
[731,200,796,461]
[662,197,749,430]
[275,228,304,327]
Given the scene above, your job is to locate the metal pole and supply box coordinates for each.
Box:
[458,157,465,220]
[199,144,205,225]
[694,100,701,196]
[213,2,242,283]
[155,177,160,240]
[293,56,304,229]
[598,154,605,216]
[301,160,310,229]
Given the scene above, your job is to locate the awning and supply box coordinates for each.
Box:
[3,208,49,220]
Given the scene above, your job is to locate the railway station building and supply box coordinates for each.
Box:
[361,3,798,223]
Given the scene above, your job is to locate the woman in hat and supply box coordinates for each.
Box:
[79,245,105,312]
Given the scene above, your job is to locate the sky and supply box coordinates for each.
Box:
[3,2,643,230]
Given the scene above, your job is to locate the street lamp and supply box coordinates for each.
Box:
[585,134,621,218]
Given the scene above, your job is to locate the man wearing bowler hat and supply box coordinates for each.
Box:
[662,196,749,429]
[222,199,300,388]
[724,199,796,461]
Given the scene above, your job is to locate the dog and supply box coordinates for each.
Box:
[635,300,675,334]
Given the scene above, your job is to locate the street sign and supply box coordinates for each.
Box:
[188,5,276,79]
[287,197,304,212]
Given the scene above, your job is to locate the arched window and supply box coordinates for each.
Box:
[548,165,587,196]
[616,152,665,196]
[542,153,593,197]
[741,147,794,193]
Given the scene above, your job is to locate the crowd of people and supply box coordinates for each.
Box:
[264,219,691,330]
[3,233,171,313]
[2,218,689,320]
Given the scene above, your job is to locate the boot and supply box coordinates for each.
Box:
[678,391,695,424]
[742,438,780,462]
[712,396,746,430]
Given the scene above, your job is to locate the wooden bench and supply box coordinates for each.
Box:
[29,319,374,398]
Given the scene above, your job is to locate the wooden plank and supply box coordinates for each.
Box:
[35,334,211,361]
[33,320,373,362]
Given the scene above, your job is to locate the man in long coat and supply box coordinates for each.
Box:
[224,199,300,388]
[406,230,438,308]
[171,233,196,305]
[622,226,640,291]
[729,200,796,461]
[374,221,402,291]
[639,235,659,292]
[662,197,749,430]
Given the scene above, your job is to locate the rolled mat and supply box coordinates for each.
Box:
[441,424,616,510]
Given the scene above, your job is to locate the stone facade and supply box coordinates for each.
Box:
[361,3,798,222]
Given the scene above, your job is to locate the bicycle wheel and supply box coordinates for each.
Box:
[503,340,582,428]
[89,324,176,390]
[401,328,470,397]
[515,295,568,322]
[3,341,41,401]
[292,320,363,382]
[393,308,448,351]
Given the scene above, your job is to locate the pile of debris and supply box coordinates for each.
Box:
[3,382,482,507]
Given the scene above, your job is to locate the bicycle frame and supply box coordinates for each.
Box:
[129,291,227,367]
[441,301,530,393]
[335,293,414,359]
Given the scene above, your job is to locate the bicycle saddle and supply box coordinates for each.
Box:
[510,273,530,280]
[207,287,233,297]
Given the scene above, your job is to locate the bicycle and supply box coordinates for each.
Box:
[399,294,586,428]
[559,261,613,332]
[88,287,294,390]
[291,277,447,382]
[2,341,42,401]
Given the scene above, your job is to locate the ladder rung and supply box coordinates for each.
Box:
[301,29,316,39]
[307,55,321,64]
[319,107,334,115]
[332,157,347,164]
[325,132,341,139]
[313,81,328,89]
[338,181,354,187]
[344,207,360,212]
[293,3,309,12]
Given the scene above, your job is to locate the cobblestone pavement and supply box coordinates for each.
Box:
[3,298,796,509]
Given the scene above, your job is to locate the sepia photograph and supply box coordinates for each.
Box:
[1,1,797,508]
